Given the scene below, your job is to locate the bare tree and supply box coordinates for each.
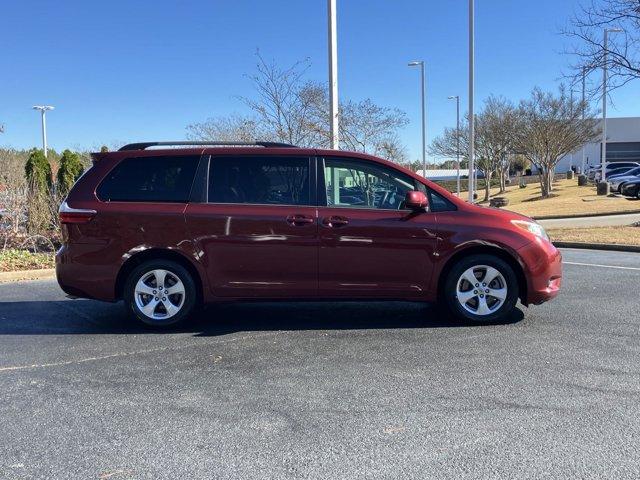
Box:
[563,0,640,95]
[187,114,264,143]
[430,96,517,201]
[240,52,325,147]
[479,96,519,194]
[339,99,409,161]
[514,86,601,198]
[186,52,409,161]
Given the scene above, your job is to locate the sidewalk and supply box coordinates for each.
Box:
[538,212,640,228]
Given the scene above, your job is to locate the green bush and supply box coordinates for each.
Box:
[24,149,52,194]
[0,249,54,272]
[57,149,84,194]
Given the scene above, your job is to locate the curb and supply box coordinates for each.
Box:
[534,209,640,220]
[0,268,56,283]
[553,242,640,253]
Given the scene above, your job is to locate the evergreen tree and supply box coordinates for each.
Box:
[24,149,52,194]
[57,149,84,194]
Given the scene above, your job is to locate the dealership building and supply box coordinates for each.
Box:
[554,116,640,173]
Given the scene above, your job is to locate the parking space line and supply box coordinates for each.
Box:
[564,261,640,271]
[0,330,282,373]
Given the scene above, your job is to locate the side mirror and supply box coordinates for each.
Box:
[404,190,428,211]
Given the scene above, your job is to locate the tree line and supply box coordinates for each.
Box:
[186,52,602,202]
[0,148,87,249]
[430,87,601,201]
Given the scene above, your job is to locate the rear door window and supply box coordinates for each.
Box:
[97,156,199,202]
[208,156,310,206]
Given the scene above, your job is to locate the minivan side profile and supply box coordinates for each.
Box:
[56,141,562,327]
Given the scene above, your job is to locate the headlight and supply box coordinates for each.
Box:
[511,220,550,241]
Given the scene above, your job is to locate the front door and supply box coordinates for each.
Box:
[185,154,318,298]
[318,156,438,298]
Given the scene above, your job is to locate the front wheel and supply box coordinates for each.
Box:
[124,260,197,327]
[442,254,519,323]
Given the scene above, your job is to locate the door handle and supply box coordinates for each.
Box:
[286,214,315,226]
[322,216,349,228]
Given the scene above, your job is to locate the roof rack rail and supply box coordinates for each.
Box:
[118,141,297,151]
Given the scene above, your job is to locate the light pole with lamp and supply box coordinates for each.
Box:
[599,27,623,195]
[468,0,475,202]
[32,105,54,158]
[328,0,339,149]
[408,61,427,178]
[581,66,587,174]
[448,95,461,196]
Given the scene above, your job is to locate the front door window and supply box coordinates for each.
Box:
[323,157,421,210]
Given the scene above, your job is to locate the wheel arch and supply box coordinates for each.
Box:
[437,244,528,305]
[115,248,204,303]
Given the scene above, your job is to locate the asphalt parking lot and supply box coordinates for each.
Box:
[1,248,639,479]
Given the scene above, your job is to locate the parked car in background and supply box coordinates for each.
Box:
[608,166,640,193]
[604,166,637,180]
[588,162,640,182]
[620,178,640,199]
[56,141,562,328]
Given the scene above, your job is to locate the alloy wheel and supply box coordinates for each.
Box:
[134,269,186,320]
[455,265,508,316]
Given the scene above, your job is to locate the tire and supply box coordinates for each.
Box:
[441,254,519,324]
[124,259,197,328]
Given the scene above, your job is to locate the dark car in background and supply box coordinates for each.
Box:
[56,141,562,328]
[621,178,640,199]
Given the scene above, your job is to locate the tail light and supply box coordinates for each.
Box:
[59,201,96,224]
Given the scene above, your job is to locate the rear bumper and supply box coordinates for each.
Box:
[56,244,119,301]
[517,238,563,305]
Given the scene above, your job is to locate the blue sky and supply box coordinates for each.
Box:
[1,0,638,161]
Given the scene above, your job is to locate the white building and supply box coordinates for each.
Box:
[554,117,640,173]
[416,169,464,180]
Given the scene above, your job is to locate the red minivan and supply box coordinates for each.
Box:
[56,141,562,327]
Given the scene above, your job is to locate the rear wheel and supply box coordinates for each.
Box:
[124,260,197,327]
[442,254,519,323]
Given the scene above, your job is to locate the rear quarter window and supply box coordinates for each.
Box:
[97,156,199,202]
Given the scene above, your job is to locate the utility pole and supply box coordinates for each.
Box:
[581,67,587,173]
[448,95,461,196]
[328,0,339,149]
[409,61,427,178]
[468,0,475,203]
[32,105,54,158]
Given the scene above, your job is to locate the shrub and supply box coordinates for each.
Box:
[24,149,52,194]
[57,149,84,195]
[0,249,55,272]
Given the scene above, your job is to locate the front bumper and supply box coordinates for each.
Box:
[621,184,639,196]
[517,238,563,305]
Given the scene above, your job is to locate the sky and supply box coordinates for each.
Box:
[1,0,639,162]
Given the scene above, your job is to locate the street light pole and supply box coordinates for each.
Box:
[600,27,623,192]
[468,0,475,203]
[448,95,461,196]
[32,105,54,158]
[581,66,587,174]
[409,61,426,178]
[328,0,339,150]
